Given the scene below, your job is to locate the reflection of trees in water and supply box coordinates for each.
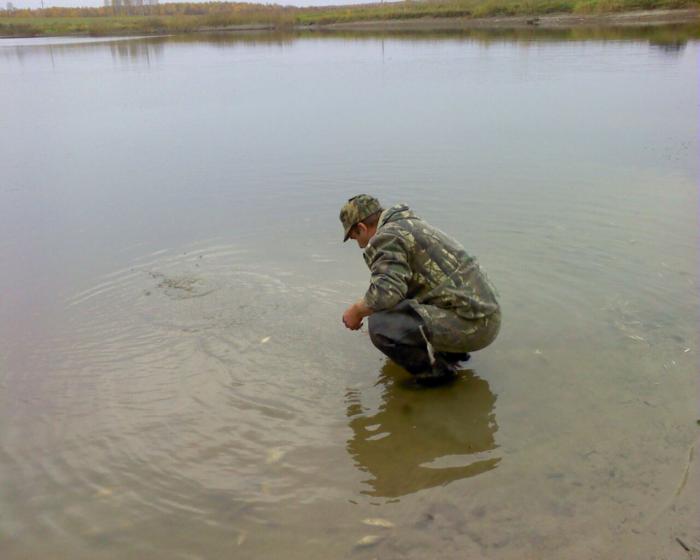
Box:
[346,361,499,498]
[155,24,698,49]
[2,24,695,65]
[0,38,166,65]
[174,31,296,49]
[288,23,699,46]
[109,39,164,63]
[649,40,686,55]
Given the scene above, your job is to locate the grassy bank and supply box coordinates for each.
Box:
[0,16,280,37]
[0,0,698,37]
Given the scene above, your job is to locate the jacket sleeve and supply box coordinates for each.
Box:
[363,230,412,311]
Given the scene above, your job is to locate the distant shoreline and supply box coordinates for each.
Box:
[1,8,698,39]
[313,8,700,30]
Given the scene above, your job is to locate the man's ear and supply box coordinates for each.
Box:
[357,222,368,235]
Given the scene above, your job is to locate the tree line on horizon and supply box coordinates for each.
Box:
[1,0,698,38]
[3,1,306,18]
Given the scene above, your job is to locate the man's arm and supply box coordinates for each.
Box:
[342,231,413,331]
[342,298,373,331]
[362,230,412,311]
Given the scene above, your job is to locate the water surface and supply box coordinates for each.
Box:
[1,27,698,559]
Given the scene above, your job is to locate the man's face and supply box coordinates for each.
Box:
[349,223,372,249]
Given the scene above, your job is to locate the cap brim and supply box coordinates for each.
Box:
[343,225,354,242]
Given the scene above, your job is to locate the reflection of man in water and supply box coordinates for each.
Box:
[340,195,501,382]
[346,363,499,498]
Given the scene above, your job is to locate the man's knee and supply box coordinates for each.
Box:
[368,313,390,352]
[368,308,423,347]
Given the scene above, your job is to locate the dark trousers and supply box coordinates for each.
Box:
[367,301,470,375]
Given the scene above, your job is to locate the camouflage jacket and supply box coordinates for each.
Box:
[363,204,499,322]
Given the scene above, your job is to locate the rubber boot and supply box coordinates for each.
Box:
[415,356,457,385]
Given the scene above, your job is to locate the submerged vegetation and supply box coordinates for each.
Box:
[0,0,698,37]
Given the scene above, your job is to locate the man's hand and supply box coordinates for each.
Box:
[342,299,374,331]
[342,306,364,330]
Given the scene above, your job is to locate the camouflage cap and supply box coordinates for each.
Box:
[339,194,382,242]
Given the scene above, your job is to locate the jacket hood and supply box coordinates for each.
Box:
[377,204,418,228]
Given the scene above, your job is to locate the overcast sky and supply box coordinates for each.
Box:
[7,0,374,9]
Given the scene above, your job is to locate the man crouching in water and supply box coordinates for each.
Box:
[340,194,501,383]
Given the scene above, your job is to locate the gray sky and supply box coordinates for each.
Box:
[7,0,373,8]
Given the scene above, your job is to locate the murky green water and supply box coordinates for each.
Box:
[1,26,698,559]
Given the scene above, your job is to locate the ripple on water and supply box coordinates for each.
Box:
[12,241,362,541]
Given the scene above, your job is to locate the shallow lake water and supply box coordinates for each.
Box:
[1,26,698,559]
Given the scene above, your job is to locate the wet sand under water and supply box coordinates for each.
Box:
[2,240,696,560]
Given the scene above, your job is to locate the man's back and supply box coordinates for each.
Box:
[363,204,500,321]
